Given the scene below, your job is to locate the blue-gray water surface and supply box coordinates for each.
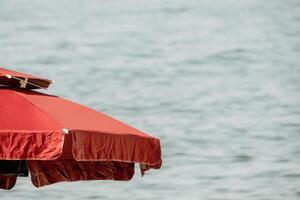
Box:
[0,0,300,199]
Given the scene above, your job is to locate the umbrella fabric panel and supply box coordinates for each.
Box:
[0,89,62,130]
[0,131,64,160]
[0,175,16,190]
[28,160,134,187]
[15,89,150,136]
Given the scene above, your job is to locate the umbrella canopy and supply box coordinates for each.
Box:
[0,87,162,189]
[0,67,53,89]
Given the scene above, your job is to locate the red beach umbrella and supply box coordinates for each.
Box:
[0,69,162,190]
[0,67,53,89]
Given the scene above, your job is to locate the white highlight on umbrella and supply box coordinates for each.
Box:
[5,74,12,79]
[62,128,69,134]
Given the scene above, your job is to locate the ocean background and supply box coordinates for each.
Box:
[1,0,300,199]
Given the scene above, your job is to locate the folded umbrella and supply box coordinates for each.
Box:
[0,69,162,190]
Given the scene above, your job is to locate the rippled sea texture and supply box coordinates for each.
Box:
[1,0,300,199]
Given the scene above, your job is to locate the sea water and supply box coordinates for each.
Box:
[0,0,300,199]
